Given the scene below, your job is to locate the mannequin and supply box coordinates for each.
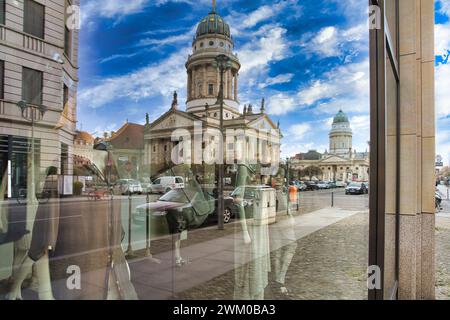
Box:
[233,164,270,300]
[7,168,59,300]
[269,192,297,296]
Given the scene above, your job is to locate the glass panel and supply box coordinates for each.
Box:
[384,52,398,299]
[385,0,397,58]
[0,0,372,301]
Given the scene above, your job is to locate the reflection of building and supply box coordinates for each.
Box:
[0,1,79,197]
[143,4,281,182]
[291,110,369,182]
[108,122,144,179]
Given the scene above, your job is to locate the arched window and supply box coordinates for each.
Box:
[208,84,214,96]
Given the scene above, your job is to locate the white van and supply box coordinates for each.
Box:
[150,176,185,194]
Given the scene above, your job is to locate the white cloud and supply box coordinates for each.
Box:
[439,0,450,16]
[267,59,369,116]
[258,73,294,89]
[435,23,450,60]
[227,0,302,35]
[436,62,450,117]
[267,93,297,115]
[288,123,312,139]
[79,49,188,110]
[138,25,197,47]
[82,0,148,23]
[300,23,367,59]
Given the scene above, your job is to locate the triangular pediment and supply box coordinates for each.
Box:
[247,114,278,131]
[319,155,350,163]
[150,110,202,131]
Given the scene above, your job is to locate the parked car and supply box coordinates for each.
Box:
[114,179,143,195]
[362,182,369,193]
[304,181,319,191]
[335,181,347,188]
[294,181,307,191]
[327,181,337,188]
[149,176,185,194]
[133,187,235,226]
[345,182,368,195]
[317,181,330,189]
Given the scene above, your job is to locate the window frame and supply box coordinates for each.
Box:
[23,0,45,40]
[22,66,43,106]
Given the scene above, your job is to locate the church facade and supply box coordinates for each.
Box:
[290,110,369,182]
[143,5,282,183]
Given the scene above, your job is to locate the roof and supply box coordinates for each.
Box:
[196,12,231,39]
[295,150,323,161]
[108,122,144,150]
[333,110,349,124]
[75,131,94,144]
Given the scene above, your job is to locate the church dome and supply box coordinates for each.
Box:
[195,12,231,39]
[333,110,349,124]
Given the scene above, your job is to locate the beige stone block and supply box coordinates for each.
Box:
[416,136,422,213]
[386,135,397,214]
[399,134,417,215]
[421,61,435,138]
[399,54,417,135]
[399,0,417,56]
[416,59,422,136]
[420,0,435,62]
[421,137,435,213]
[415,0,422,61]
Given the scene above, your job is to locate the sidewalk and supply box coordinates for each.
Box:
[128,207,367,300]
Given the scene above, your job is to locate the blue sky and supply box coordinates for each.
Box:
[77,0,449,161]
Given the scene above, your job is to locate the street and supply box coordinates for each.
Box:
[0,188,369,299]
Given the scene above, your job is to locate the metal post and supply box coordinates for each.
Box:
[145,192,150,256]
[126,191,134,257]
[331,191,334,207]
[30,111,35,204]
[286,158,290,215]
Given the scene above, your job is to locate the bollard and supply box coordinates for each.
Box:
[145,192,151,256]
[331,192,334,207]
[126,192,135,257]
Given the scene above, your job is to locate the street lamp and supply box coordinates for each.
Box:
[214,54,232,230]
[17,101,47,203]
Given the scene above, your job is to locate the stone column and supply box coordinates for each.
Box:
[187,71,191,100]
[234,73,238,101]
[228,70,233,99]
[191,68,196,99]
[224,70,228,100]
[203,65,207,97]
[397,0,435,300]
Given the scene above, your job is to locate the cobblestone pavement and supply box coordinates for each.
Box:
[175,212,369,300]
[436,215,450,300]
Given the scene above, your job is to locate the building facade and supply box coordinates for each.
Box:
[144,6,282,183]
[0,0,79,198]
[290,110,370,182]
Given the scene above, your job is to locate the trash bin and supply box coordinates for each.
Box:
[253,187,277,225]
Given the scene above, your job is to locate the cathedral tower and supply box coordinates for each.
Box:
[329,110,353,157]
[185,1,241,117]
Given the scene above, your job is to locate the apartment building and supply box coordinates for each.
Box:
[0,0,79,198]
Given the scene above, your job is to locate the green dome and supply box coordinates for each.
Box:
[196,12,231,39]
[333,110,349,124]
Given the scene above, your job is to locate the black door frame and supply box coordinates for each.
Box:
[368,0,400,300]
